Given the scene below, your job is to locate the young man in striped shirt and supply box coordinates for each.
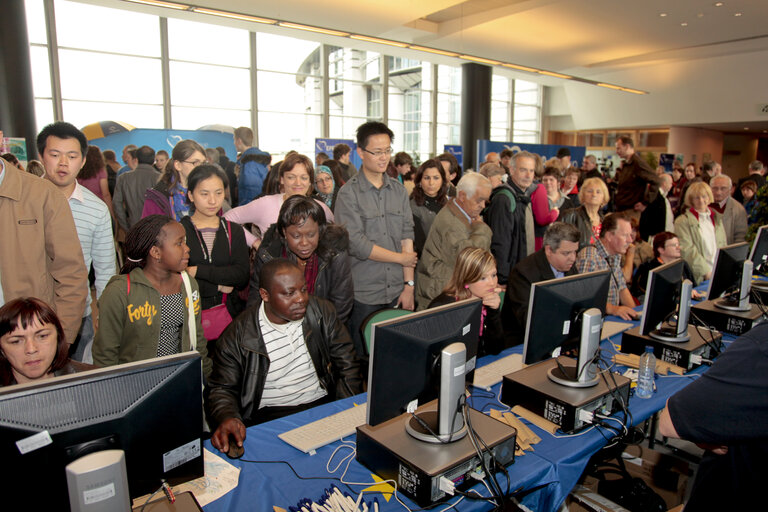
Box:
[39,122,117,363]
[207,259,362,454]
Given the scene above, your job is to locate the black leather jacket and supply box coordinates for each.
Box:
[558,205,603,251]
[205,296,362,428]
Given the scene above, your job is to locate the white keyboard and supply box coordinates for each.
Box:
[472,353,523,390]
[279,402,367,454]
[601,320,634,340]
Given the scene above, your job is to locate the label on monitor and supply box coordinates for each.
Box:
[83,483,115,505]
[562,321,571,335]
[465,355,476,373]
[16,430,52,454]
[462,324,471,336]
[163,439,201,473]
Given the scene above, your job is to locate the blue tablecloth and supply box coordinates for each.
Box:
[203,302,734,512]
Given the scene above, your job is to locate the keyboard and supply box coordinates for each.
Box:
[472,353,523,390]
[601,321,634,340]
[278,402,367,454]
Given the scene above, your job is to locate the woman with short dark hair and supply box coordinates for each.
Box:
[247,195,354,323]
[0,298,93,386]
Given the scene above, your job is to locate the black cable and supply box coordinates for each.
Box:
[237,459,361,495]
[461,396,506,505]
[688,309,722,356]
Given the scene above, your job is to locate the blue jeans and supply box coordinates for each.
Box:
[71,314,94,364]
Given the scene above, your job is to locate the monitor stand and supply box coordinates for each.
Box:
[405,342,468,443]
[714,260,753,312]
[650,280,693,343]
[548,308,602,388]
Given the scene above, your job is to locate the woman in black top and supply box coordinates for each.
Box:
[410,159,449,256]
[181,165,250,322]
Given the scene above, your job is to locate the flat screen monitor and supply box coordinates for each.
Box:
[367,298,482,443]
[0,353,204,511]
[749,225,768,275]
[523,270,610,387]
[639,259,692,342]
[707,242,752,311]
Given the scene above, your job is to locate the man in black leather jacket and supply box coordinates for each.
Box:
[207,259,362,454]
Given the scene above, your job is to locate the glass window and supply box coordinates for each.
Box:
[514,79,540,104]
[437,65,461,94]
[328,80,381,119]
[29,46,52,98]
[515,105,540,121]
[258,71,321,114]
[35,99,54,131]
[168,18,249,67]
[329,115,367,141]
[25,0,47,45]
[59,50,162,104]
[171,107,251,131]
[436,123,460,148]
[54,0,160,57]
[492,75,509,102]
[514,119,539,132]
[170,61,250,110]
[512,130,538,143]
[257,112,321,155]
[436,93,460,125]
[256,33,320,75]
[62,100,163,128]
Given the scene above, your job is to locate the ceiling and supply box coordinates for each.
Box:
[112,0,768,133]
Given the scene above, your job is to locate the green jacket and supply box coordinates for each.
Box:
[674,208,727,284]
[93,268,211,379]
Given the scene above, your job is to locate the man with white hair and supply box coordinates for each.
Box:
[710,174,747,244]
[414,172,492,310]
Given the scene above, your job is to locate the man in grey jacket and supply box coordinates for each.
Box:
[710,174,747,244]
[113,145,160,232]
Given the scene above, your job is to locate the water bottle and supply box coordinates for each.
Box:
[636,346,656,399]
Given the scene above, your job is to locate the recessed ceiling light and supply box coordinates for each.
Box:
[697,13,704,18]
[744,127,749,130]
[714,2,724,6]
[734,12,742,16]
[659,12,668,17]
[681,22,688,26]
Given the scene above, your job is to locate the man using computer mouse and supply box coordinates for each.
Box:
[206,258,363,455]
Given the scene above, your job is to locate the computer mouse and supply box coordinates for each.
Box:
[226,438,244,459]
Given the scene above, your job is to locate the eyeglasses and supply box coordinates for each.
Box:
[184,159,205,167]
[362,147,393,158]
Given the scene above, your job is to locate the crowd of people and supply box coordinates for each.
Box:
[0,121,766,503]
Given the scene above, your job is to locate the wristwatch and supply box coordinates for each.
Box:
[404,280,415,286]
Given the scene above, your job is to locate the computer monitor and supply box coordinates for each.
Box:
[366,298,482,444]
[0,353,204,511]
[749,225,768,276]
[523,270,610,388]
[707,242,753,312]
[639,259,692,343]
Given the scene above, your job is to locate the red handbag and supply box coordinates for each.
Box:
[199,220,234,341]
[201,293,232,341]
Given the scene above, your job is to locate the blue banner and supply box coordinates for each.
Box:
[443,145,463,169]
[475,140,586,172]
[89,129,238,162]
[315,138,362,170]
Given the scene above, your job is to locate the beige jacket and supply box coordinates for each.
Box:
[0,158,88,343]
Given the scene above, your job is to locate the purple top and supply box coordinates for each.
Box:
[77,168,107,201]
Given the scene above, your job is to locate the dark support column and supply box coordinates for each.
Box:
[460,63,492,174]
[0,0,38,159]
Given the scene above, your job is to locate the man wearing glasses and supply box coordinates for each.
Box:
[334,122,417,365]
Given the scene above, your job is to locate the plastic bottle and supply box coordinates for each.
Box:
[636,346,656,399]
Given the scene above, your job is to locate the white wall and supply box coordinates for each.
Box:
[560,49,768,130]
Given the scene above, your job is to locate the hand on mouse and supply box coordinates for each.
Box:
[211,417,246,453]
